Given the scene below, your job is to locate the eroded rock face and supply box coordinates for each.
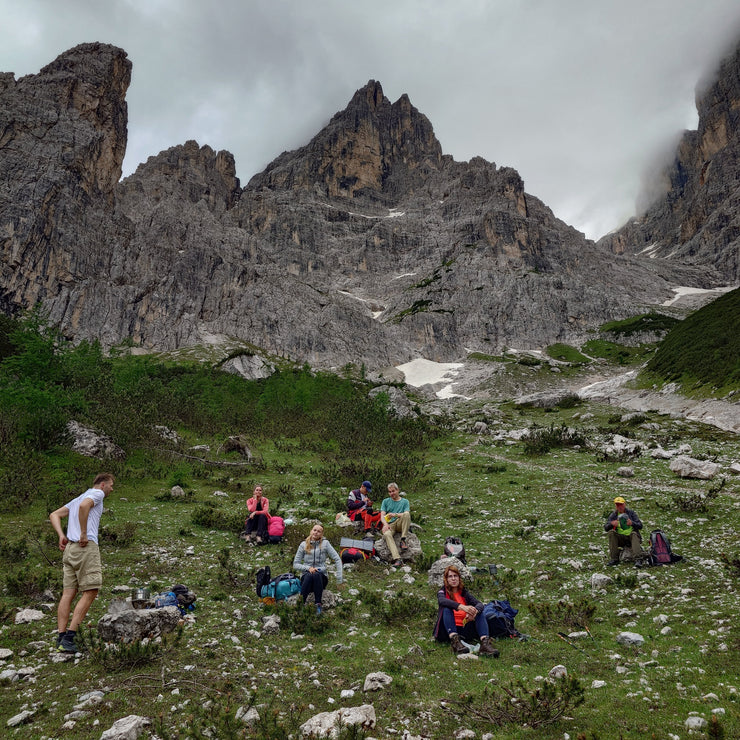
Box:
[0,43,131,323]
[0,47,727,370]
[600,39,740,283]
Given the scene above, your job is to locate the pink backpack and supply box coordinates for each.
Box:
[268,516,285,538]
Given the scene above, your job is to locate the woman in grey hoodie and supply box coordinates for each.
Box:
[292,523,343,614]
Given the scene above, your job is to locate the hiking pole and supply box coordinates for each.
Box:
[576,623,598,646]
[556,632,586,654]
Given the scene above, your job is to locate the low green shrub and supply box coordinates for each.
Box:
[528,598,597,629]
[446,675,585,730]
[192,503,244,532]
[522,424,587,456]
[4,565,57,598]
[84,625,183,671]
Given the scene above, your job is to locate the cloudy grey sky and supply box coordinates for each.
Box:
[3,0,740,239]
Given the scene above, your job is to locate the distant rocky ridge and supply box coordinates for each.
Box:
[600,40,740,282]
[0,41,734,369]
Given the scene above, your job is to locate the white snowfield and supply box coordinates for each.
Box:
[396,358,467,399]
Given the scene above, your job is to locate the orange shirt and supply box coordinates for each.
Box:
[451,591,467,627]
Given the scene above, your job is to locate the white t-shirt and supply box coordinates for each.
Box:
[65,488,106,544]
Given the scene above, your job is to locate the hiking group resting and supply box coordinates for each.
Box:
[248,481,680,657]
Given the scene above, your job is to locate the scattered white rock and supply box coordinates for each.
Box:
[590,680,607,688]
[363,672,393,692]
[14,609,45,624]
[548,665,567,680]
[299,704,376,738]
[236,706,260,725]
[684,716,707,730]
[616,632,645,647]
[99,715,152,740]
[6,709,35,727]
[669,455,719,480]
[591,573,612,589]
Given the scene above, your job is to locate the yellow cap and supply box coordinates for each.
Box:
[613,496,626,504]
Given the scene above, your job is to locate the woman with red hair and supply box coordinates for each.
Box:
[433,565,498,656]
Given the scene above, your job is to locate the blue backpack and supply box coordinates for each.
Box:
[482,599,519,638]
[260,572,301,601]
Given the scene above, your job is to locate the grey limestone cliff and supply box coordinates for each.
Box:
[600,39,740,283]
[0,44,729,369]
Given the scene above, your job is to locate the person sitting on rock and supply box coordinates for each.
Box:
[604,496,644,565]
[292,523,343,615]
[347,480,382,532]
[380,482,411,567]
[245,485,270,544]
[432,565,499,657]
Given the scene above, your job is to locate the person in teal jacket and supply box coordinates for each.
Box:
[380,482,411,567]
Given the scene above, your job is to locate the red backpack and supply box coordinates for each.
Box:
[648,529,682,565]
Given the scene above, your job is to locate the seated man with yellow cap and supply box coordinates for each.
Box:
[604,496,644,566]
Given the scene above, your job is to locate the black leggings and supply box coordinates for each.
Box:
[245,513,269,539]
[300,571,328,605]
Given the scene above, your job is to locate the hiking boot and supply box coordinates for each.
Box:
[449,633,469,655]
[606,559,619,567]
[57,635,79,654]
[479,636,500,657]
[399,538,409,551]
[55,632,64,649]
[392,559,403,567]
[316,604,322,616]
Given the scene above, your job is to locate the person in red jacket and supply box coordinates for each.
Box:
[346,480,381,531]
[245,485,270,544]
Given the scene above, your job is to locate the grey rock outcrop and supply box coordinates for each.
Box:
[100,715,151,740]
[66,420,125,460]
[299,704,376,738]
[427,556,471,587]
[373,531,421,563]
[669,455,720,479]
[368,385,417,418]
[97,601,181,643]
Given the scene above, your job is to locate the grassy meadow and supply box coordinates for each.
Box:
[0,313,739,739]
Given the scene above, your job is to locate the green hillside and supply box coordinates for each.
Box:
[644,287,740,394]
[1,312,739,739]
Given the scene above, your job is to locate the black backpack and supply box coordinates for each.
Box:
[443,536,466,564]
[648,529,683,566]
[255,566,271,597]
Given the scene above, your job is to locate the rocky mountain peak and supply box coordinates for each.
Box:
[248,79,442,203]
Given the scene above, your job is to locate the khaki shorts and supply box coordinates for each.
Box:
[62,542,102,591]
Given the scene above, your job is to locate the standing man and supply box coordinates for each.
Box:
[49,473,114,653]
[380,482,411,567]
[604,496,643,566]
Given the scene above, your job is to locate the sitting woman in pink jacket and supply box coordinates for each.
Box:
[245,485,270,544]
